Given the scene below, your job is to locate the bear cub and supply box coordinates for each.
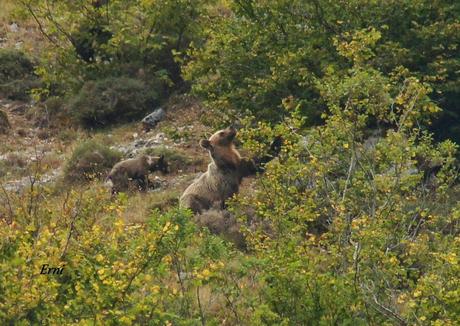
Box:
[107,154,167,195]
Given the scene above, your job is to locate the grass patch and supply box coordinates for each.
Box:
[0,152,28,179]
[0,0,15,22]
[122,188,181,223]
[143,146,203,173]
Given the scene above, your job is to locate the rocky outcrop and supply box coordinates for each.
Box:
[111,132,167,157]
[141,107,165,131]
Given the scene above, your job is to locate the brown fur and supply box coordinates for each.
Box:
[107,154,167,194]
[180,127,282,214]
[180,127,245,213]
[180,126,281,249]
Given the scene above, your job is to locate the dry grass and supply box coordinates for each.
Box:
[121,173,198,223]
[158,94,211,143]
[0,0,15,23]
[0,0,46,56]
[122,189,180,223]
[95,123,141,146]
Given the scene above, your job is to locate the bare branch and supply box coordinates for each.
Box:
[20,0,59,47]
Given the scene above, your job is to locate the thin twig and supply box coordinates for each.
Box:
[60,193,83,259]
[196,286,206,326]
[21,2,58,45]
[342,154,355,202]
[0,183,14,223]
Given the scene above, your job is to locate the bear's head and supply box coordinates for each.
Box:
[147,155,168,174]
[200,126,241,169]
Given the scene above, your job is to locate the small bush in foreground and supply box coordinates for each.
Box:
[0,182,240,324]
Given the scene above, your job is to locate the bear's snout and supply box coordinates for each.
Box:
[226,126,237,139]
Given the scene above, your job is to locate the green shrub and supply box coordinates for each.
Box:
[185,1,460,140]
[0,183,237,324]
[26,96,71,129]
[64,140,122,183]
[16,0,210,97]
[69,77,158,128]
[0,49,39,100]
[230,62,459,324]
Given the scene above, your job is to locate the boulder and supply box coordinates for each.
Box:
[110,132,167,158]
[146,132,166,146]
[141,107,165,131]
[9,23,19,33]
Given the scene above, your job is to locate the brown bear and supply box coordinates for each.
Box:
[107,154,167,195]
[180,126,281,249]
[180,126,281,213]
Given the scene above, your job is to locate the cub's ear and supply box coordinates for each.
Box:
[200,139,212,150]
[158,154,165,163]
[146,155,154,165]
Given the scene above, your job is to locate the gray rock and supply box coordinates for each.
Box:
[133,139,147,148]
[141,108,165,131]
[148,176,168,191]
[145,132,166,146]
[110,132,167,158]
[9,23,19,33]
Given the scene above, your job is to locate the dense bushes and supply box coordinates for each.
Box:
[69,77,159,128]
[0,182,239,324]
[1,1,459,324]
[0,49,39,100]
[228,52,460,324]
[16,0,211,96]
[64,140,121,183]
[11,0,212,128]
[185,0,460,141]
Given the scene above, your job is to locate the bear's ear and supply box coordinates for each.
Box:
[158,154,165,163]
[200,139,212,150]
[146,155,154,165]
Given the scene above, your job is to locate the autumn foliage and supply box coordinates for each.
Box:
[1,0,459,324]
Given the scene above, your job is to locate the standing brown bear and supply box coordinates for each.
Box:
[107,154,167,195]
[180,126,281,213]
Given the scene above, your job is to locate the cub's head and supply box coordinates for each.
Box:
[147,155,168,174]
[200,126,241,168]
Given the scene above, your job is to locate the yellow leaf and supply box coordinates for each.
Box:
[162,222,171,232]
